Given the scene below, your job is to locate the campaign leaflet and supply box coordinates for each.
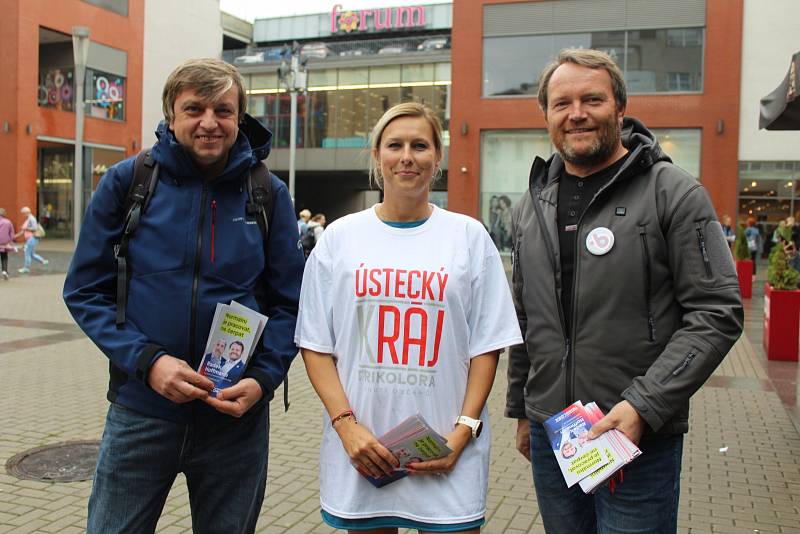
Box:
[542,401,611,488]
[197,301,268,397]
[355,414,453,488]
[578,402,642,494]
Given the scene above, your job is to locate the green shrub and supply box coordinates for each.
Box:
[733,224,751,261]
[767,243,800,290]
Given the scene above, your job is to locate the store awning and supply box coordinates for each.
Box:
[759,51,800,130]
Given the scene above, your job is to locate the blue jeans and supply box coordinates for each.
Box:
[23,236,45,268]
[529,420,683,534]
[87,403,269,534]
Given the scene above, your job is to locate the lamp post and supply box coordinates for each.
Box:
[72,26,90,245]
[277,42,308,203]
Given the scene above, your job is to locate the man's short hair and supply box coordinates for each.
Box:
[537,48,627,114]
[162,58,247,124]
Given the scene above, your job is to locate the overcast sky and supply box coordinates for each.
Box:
[219,0,450,22]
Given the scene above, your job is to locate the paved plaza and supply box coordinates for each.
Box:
[0,243,799,533]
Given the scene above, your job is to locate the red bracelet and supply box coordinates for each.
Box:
[331,409,356,427]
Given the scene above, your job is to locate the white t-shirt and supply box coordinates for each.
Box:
[295,205,522,524]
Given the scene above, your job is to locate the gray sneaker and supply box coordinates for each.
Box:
[1,271,8,280]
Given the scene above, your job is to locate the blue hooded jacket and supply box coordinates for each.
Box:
[64,115,304,423]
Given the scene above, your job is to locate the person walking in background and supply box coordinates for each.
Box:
[15,206,48,274]
[745,217,761,273]
[296,102,522,533]
[0,208,16,280]
[297,208,311,235]
[721,214,735,250]
[507,49,742,533]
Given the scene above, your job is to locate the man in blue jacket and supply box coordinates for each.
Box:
[63,58,304,534]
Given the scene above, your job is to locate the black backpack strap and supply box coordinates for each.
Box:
[247,163,289,410]
[115,150,158,327]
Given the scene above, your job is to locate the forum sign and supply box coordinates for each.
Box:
[330,4,427,33]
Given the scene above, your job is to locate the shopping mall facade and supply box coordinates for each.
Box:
[4,0,799,243]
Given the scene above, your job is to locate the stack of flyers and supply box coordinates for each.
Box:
[355,414,452,488]
[543,401,641,494]
[197,301,268,396]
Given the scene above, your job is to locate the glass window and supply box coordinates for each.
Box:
[337,88,368,148]
[483,27,703,96]
[367,86,402,131]
[86,69,125,121]
[737,162,800,243]
[480,130,553,251]
[339,68,368,88]
[370,65,401,86]
[626,28,703,92]
[652,129,701,179]
[38,147,74,238]
[38,68,75,112]
[308,69,337,90]
[251,73,278,92]
[435,62,451,83]
[483,35,553,96]
[402,64,434,84]
[307,90,338,148]
[82,0,127,16]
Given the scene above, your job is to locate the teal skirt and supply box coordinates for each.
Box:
[321,510,485,531]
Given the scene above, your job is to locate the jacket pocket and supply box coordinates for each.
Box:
[694,222,713,277]
[638,225,656,342]
[660,350,697,384]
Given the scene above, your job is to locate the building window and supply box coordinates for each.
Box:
[651,129,701,179]
[246,63,450,150]
[81,0,128,16]
[86,70,126,121]
[39,68,75,112]
[738,161,800,239]
[483,27,704,97]
[479,130,553,252]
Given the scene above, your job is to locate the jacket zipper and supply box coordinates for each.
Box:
[638,226,656,342]
[189,184,209,368]
[529,185,570,405]
[695,223,712,277]
[672,351,696,376]
[211,200,217,264]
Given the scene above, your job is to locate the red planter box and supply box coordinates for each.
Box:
[736,259,753,299]
[763,283,800,361]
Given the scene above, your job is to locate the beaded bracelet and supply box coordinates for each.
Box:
[331,409,356,427]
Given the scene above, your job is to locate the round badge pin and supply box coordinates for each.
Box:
[586,227,615,256]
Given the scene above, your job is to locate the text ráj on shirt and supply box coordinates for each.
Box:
[355,264,449,390]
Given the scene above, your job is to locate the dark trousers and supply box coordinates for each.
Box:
[87,403,269,534]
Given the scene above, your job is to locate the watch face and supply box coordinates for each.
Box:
[474,420,483,438]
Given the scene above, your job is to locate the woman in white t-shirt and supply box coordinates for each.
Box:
[295,102,522,533]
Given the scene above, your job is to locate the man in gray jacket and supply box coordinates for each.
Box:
[506,49,743,533]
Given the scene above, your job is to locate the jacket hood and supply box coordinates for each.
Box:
[152,113,272,183]
[529,116,672,191]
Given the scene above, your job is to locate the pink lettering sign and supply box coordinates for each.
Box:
[330,4,426,33]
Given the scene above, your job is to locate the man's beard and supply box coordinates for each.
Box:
[555,119,621,170]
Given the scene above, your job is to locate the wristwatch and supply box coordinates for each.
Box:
[455,415,483,439]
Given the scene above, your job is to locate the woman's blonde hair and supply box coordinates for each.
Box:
[368,102,443,190]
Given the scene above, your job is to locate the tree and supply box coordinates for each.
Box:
[734,224,751,261]
[767,243,799,290]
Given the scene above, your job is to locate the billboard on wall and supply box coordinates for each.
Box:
[330,4,426,33]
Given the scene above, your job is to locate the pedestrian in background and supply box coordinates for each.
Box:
[297,208,311,235]
[296,102,522,533]
[507,48,742,534]
[15,206,48,274]
[745,217,761,273]
[0,208,15,280]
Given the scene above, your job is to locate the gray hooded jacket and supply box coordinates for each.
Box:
[505,117,743,434]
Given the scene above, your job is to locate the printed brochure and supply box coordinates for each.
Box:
[543,401,642,493]
[356,413,452,488]
[197,301,268,396]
